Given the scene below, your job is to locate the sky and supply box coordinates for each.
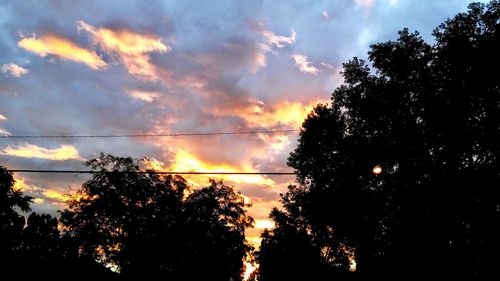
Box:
[0,0,484,247]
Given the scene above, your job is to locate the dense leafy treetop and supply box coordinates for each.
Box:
[260,1,500,279]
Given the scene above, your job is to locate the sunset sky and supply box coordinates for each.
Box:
[0,0,482,246]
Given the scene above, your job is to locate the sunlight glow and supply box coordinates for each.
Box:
[33,198,45,204]
[247,237,263,249]
[349,257,357,272]
[243,261,258,281]
[255,219,275,229]
[43,189,67,201]
[143,157,166,170]
[170,149,275,186]
[13,177,30,192]
[372,165,382,174]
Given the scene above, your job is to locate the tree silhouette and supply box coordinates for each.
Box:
[60,153,253,280]
[1,165,117,278]
[259,1,500,279]
[0,165,32,269]
[18,213,60,266]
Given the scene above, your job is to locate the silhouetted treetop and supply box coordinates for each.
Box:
[61,153,253,280]
[260,1,500,280]
[1,165,32,259]
[1,165,32,216]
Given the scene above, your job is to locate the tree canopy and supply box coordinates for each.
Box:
[259,1,500,279]
[1,165,32,267]
[60,153,253,280]
[1,155,253,280]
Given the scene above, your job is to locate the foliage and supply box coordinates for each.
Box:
[60,153,253,280]
[0,165,32,260]
[259,1,500,279]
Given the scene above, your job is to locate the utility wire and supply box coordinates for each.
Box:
[0,129,298,139]
[9,169,295,175]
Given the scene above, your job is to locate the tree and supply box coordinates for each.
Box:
[16,212,115,279]
[178,180,254,280]
[259,1,500,279]
[0,165,116,279]
[0,165,32,267]
[18,213,60,267]
[60,153,253,280]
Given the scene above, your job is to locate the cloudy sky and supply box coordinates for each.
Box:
[0,0,483,246]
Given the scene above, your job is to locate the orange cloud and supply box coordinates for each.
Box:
[292,54,319,75]
[18,34,106,70]
[13,177,64,206]
[33,198,45,204]
[42,188,96,204]
[254,219,275,229]
[13,177,34,192]
[245,199,284,249]
[243,261,258,281]
[42,189,68,201]
[169,149,275,187]
[142,157,166,170]
[213,99,318,129]
[0,114,7,121]
[77,21,169,81]
[1,143,83,160]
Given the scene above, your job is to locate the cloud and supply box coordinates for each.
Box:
[169,149,275,187]
[0,129,11,136]
[18,34,107,70]
[42,189,68,202]
[33,198,45,204]
[220,39,269,74]
[292,53,319,75]
[354,0,376,15]
[0,114,6,121]
[13,176,84,208]
[211,99,318,129]
[1,63,29,77]
[1,143,83,160]
[128,90,161,103]
[322,10,331,20]
[187,37,270,75]
[142,157,166,170]
[255,219,275,229]
[13,177,34,192]
[77,21,169,81]
[245,100,318,128]
[260,28,296,48]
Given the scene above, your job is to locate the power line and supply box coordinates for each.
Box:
[0,129,298,139]
[9,169,295,175]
